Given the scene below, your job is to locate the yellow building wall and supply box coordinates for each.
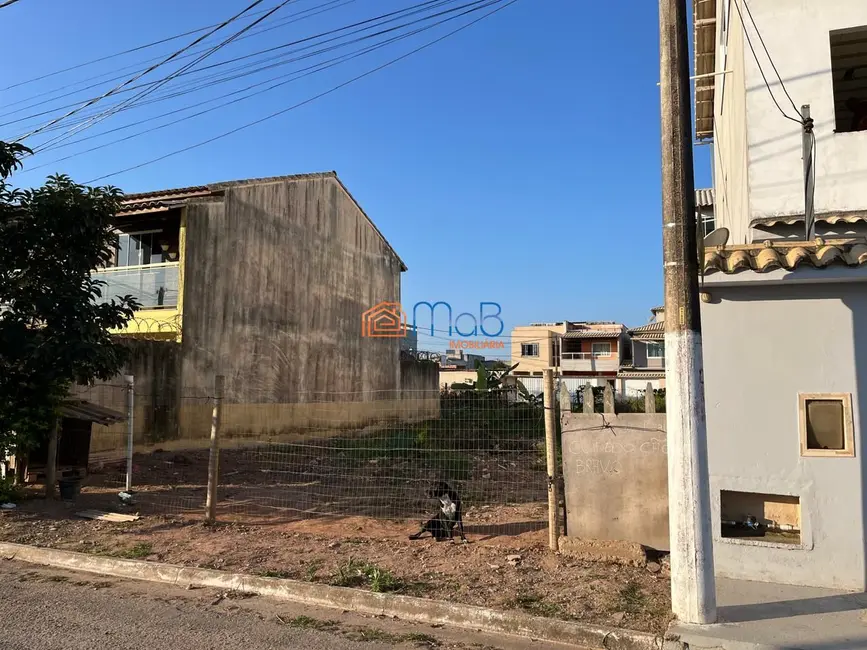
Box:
[510,324,566,374]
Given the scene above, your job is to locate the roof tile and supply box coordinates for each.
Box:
[703,238,867,275]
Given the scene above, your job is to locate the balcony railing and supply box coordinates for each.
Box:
[94,262,179,310]
[561,351,619,373]
[562,352,613,359]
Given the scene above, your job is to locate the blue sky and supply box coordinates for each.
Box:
[1,0,711,355]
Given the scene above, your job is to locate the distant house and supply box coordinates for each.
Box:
[511,321,628,393]
[82,172,420,451]
[510,322,566,377]
[619,307,665,395]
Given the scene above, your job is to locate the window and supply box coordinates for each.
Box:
[115,231,165,267]
[646,341,665,358]
[798,393,855,457]
[720,490,801,546]
[590,342,611,357]
[552,337,561,367]
[521,343,539,357]
[830,27,867,134]
[700,210,715,237]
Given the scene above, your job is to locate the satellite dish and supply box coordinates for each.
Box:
[704,228,729,247]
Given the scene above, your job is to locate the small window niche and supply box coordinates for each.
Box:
[720,490,801,546]
[830,27,867,134]
[799,393,855,457]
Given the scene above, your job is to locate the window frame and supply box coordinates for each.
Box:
[590,342,612,357]
[829,26,867,134]
[520,343,539,358]
[114,229,165,268]
[798,392,855,458]
[646,341,666,359]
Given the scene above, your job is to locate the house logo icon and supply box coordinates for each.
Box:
[362,302,407,338]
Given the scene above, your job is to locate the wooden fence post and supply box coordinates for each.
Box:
[204,375,225,524]
[44,417,59,499]
[543,369,561,551]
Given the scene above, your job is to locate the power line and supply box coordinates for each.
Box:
[0,0,354,117]
[0,0,24,8]
[85,0,518,184]
[14,0,270,144]
[0,5,280,91]
[25,2,487,170]
[2,0,456,132]
[32,0,304,153]
[7,0,478,144]
[731,0,801,125]
[739,0,800,118]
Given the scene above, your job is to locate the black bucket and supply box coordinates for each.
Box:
[58,478,81,501]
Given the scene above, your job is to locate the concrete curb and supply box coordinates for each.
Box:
[0,541,674,650]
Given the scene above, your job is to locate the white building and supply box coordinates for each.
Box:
[694,0,867,590]
[696,0,867,245]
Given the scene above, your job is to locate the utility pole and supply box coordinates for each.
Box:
[658,0,717,625]
[801,105,815,241]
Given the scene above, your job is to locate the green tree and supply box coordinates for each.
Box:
[0,141,138,458]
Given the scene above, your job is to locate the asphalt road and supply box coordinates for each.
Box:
[0,560,578,650]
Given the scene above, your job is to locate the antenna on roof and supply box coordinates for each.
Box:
[704,228,729,247]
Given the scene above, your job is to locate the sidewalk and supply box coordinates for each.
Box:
[670,577,867,650]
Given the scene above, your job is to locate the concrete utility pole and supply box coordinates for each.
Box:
[658,0,717,625]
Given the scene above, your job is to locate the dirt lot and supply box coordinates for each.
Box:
[0,495,673,635]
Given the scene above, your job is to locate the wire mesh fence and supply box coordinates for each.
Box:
[74,381,555,539]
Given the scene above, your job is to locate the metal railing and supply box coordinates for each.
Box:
[561,351,614,359]
[94,262,179,309]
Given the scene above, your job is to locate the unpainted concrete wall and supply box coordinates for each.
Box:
[77,339,181,460]
[561,412,669,551]
[180,176,402,402]
[701,280,867,590]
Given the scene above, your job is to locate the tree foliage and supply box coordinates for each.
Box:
[0,141,138,456]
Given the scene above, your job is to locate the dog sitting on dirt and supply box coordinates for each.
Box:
[408,481,467,543]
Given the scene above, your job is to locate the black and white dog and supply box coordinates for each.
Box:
[409,481,467,543]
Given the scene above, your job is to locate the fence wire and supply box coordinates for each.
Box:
[75,383,554,537]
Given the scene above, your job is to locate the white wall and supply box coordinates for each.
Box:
[713,0,752,245]
[743,0,867,221]
[621,379,663,397]
[701,279,867,590]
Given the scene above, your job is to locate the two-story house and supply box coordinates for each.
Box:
[691,0,867,591]
[84,172,412,451]
[511,321,627,392]
[618,307,665,395]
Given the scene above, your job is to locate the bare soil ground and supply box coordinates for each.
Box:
[0,494,673,635]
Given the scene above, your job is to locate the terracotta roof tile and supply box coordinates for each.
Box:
[629,321,665,339]
[617,369,665,379]
[751,211,867,228]
[562,329,623,340]
[703,238,867,275]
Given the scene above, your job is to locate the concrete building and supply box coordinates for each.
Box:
[695,0,867,245]
[85,173,432,452]
[701,241,867,591]
[619,307,666,395]
[695,0,867,590]
[511,321,628,392]
[510,322,566,376]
